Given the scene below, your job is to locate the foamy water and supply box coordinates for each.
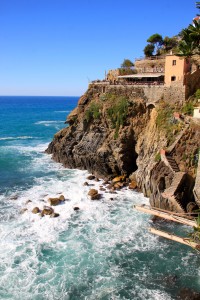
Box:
[1,96,200,299]
[0,144,199,299]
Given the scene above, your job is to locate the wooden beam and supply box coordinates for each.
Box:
[134,205,197,228]
[148,227,199,249]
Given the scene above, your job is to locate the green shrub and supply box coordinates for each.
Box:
[182,102,194,116]
[155,152,161,162]
[195,89,200,99]
[107,97,129,138]
[156,102,182,145]
[85,102,101,122]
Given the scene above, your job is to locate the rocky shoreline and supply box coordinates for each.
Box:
[46,84,200,213]
[19,173,139,218]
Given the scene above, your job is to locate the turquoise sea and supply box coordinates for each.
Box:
[0,96,200,300]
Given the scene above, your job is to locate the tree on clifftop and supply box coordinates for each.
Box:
[119,59,136,75]
[147,33,163,54]
[143,44,155,57]
[121,59,134,68]
[162,36,178,52]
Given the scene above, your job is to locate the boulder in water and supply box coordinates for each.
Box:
[41,206,54,216]
[74,207,80,211]
[129,180,137,190]
[87,175,95,180]
[112,175,126,183]
[88,189,101,200]
[59,195,65,201]
[48,197,61,206]
[32,207,40,214]
[50,212,60,218]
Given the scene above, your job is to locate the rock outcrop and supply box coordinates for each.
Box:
[47,88,146,178]
[46,84,200,212]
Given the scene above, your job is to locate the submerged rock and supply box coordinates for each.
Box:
[10,195,18,200]
[25,200,32,205]
[50,212,60,218]
[20,208,28,214]
[177,288,200,300]
[100,187,106,191]
[74,207,80,211]
[87,175,95,180]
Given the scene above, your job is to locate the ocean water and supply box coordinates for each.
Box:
[0,96,200,300]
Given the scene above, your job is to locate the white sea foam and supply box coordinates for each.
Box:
[0,150,199,299]
[34,120,65,130]
[0,136,34,141]
[35,120,64,125]
[1,142,49,153]
[54,110,71,113]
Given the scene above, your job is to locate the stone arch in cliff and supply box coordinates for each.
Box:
[146,103,156,110]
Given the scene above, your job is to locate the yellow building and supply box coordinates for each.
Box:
[164,55,191,87]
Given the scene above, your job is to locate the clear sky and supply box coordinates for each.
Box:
[0,0,197,96]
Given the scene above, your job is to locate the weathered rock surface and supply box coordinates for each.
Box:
[46,88,143,179]
[87,175,95,180]
[50,213,60,218]
[32,207,40,214]
[129,180,137,190]
[41,206,54,216]
[46,85,200,211]
[59,195,65,201]
[48,198,60,206]
[88,189,101,200]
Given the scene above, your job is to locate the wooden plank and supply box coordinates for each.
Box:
[134,205,197,228]
[148,227,199,249]
[151,206,196,217]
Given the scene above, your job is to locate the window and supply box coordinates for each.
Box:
[171,76,176,81]
[172,60,176,66]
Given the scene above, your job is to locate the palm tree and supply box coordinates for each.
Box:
[188,20,200,52]
[177,20,200,56]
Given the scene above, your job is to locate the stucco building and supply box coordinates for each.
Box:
[164,55,191,87]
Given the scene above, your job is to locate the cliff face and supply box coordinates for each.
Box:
[47,87,149,178]
[46,84,200,211]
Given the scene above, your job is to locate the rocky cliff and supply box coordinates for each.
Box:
[46,84,200,212]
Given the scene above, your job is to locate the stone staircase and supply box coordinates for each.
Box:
[193,153,200,207]
[162,172,186,212]
[165,154,180,173]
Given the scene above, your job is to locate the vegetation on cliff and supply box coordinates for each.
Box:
[143,2,200,57]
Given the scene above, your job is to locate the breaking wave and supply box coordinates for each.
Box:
[0,136,34,141]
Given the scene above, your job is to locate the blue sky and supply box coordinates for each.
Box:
[0,0,197,96]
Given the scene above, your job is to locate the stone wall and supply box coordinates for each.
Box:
[89,83,165,104]
[163,82,186,104]
[185,69,200,99]
[89,68,200,104]
[134,57,165,73]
